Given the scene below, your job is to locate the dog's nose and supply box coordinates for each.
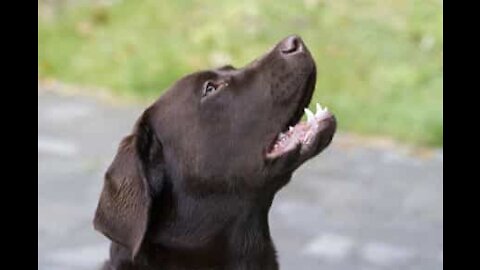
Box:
[280,35,304,55]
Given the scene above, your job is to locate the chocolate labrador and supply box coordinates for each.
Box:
[94,35,336,270]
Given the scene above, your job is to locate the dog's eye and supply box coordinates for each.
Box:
[203,82,217,97]
[202,80,229,98]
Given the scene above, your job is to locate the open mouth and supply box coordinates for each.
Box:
[266,103,333,159]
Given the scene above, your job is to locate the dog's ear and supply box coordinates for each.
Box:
[93,109,164,260]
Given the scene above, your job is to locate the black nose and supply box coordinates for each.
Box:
[280,35,304,55]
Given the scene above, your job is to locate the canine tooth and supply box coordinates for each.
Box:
[316,103,322,114]
[289,126,294,132]
[304,108,315,123]
[316,103,326,118]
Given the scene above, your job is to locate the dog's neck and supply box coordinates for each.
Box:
[107,175,292,270]
[150,188,278,267]
[108,216,279,270]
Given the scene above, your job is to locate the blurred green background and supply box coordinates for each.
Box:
[38,0,443,147]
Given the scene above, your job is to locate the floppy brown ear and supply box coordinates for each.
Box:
[93,110,164,260]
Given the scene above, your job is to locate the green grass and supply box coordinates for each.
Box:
[38,0,443,147]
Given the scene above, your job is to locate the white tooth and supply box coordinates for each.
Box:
[304,108,315,123]
[289,126,294,132]
[316,103,322,116]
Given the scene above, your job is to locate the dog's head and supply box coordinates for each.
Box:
[94,35,336,259]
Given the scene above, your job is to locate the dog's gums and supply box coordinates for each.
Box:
[266,103,333,159]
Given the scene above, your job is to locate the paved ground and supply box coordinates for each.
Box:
[38,86,443,270]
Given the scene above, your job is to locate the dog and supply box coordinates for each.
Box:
[94,35,336,270]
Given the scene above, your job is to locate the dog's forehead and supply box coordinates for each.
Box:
[183,70,219,83]
[216,65,236,72]
[184,67,238,83]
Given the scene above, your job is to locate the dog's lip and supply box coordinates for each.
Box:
[286,70,316,129]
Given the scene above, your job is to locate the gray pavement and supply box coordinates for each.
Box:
[38,87,443,270]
